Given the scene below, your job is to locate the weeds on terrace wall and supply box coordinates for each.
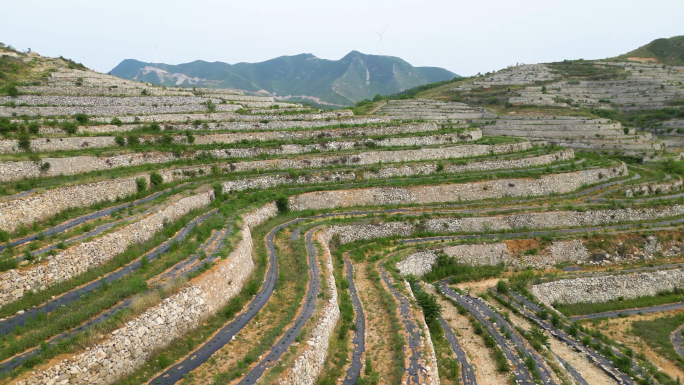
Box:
[422,253,504,283]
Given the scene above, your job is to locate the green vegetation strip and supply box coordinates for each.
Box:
[554,289,684,317]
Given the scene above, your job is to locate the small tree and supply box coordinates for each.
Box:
[186,131,195,144]
[206,99,216,112]
[7,84,19,97]
[150,172,163,187]
[17,132,31,152]
[27,122,40,134]
[496,279,509,294]
[416,291,442,325]
[114,135,126,146]
[60,121,78,134]
[136,177,148,192]
[140,255,149,269]
[126,134,140,146]
[275,196,289,214]
[40,162,50,172]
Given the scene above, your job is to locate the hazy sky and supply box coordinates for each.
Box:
[1,0,682,76]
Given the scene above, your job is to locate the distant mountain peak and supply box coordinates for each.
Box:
[110,51,459,106]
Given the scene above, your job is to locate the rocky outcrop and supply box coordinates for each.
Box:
[279,231,340,385]
[16,203,278,385]
[0,189,213,306]
[290,164,626,211]
[532,268,684,305]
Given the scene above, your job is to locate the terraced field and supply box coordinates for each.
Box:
[3,45,684,385]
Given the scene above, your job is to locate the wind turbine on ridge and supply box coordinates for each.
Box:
[373,27,388,55]
[154,43,161,69]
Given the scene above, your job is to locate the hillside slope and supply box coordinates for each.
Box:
[110,51,458,106]
[616,35,684,66]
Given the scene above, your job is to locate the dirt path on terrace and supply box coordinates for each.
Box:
[506,308,616,385]
[589,309,684,381]
[354,261,398,384]
[426,285,509,385]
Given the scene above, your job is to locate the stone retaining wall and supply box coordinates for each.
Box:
[16,203,278,385]
[221,150,573,193]
[1,123,469,154]
[626,178,683,197]
[0,141,530,183]
[0,152,176,182]
[290,163,626,211]
[279,231,340,385]
[0,103,241,117]
[0,175,149,233]
[405,282,440,385]
[532,269,684,305]
[397,240,590,276]
[328,204,684,245]
[0,189,214,306]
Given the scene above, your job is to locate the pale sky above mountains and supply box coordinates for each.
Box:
[0,0,682,76]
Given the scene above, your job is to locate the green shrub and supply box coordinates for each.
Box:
[415,290,441,324]
[114,135,125,146]
[6,84,20,97]
[111,117,123,126]
[136,177,148,192]
[60,121,78,134]
[126,134,140,146]
[17,132,31,152]
[73,114,89,125]
[150,172,163,187]
[206,99,216,112]
[275,196,289,214]
[149,122,161,131]
[496,280,509,294]
[27,122,39,134]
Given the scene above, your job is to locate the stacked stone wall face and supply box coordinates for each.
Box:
[0,141,530,183]
[0,152,176,182]
[397,240,590,276]
[16,203,278,385]
[532,269,684,305]
[279,231,340,385]
[0,175,148,233]
[626,178,683,197]
[0,190,214,306]
[289,163,626,211]
[221,150,573,193]
[0,123,471,154]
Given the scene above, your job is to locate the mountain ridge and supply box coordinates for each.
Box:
[109,51,458,106]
